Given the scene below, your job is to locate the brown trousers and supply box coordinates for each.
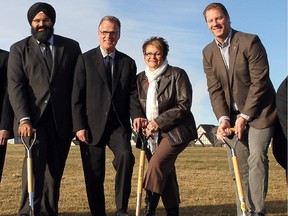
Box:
[144,134,188,209]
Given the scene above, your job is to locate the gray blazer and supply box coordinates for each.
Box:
[203,29,276,128]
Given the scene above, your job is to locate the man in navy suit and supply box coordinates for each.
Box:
[0,49,13,183]
[7,3,81,215]
[72,16,144,216]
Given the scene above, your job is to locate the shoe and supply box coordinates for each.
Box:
[143,190,160,216]
[166,206,179,216]
[115,209,131,216]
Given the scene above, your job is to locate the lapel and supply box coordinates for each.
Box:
[211,42,230,87]
[52,35,64,81]
[229,30,239,86]
[157,66,171,97]
[140,73,149,98]
[29,37,51,81]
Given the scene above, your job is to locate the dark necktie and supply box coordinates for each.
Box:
[42,43,53,73]
[105,56,112,91]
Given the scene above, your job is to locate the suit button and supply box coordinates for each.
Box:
[45,100,48,103]
[105,112,108,116]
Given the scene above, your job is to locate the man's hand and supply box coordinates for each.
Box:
[18,120,33,137]
[76,129,89,144]
[0,130,10,145]
[235,116,247,139]
[216,119,231,142]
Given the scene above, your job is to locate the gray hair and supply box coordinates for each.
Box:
[98,16,121,33]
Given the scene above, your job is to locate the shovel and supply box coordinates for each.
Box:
[134,130,148,216]
[21,131,36,216]
[222,130,248,216]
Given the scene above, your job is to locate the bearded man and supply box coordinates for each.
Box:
[7,2,81,215]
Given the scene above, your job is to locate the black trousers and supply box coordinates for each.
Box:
[0,143,6,182]
[80,124,135,216]
[18,110,71,216]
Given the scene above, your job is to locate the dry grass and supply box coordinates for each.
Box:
[0,144,287,216]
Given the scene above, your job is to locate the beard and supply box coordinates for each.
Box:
[31,26,54,43]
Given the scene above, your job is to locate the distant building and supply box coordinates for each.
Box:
[191,124,223,147]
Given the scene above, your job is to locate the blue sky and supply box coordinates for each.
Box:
[1,0,287,126]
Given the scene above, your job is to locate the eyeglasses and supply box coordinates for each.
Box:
[144,53,162,58]
[99,30,119,37]
[32,18,51,24]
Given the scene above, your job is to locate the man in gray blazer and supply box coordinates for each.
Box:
[72,16,144,216]
[7,3,81,215]
[202,3,276,216]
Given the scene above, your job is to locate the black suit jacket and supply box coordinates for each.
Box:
[72,46,144,145]
[0,49,13,182]
[272,77,287,170]
[0,49,13,132]
[8,35,81,139]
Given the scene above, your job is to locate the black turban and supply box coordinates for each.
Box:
[27,2,56,25]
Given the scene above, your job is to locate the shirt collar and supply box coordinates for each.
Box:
[215,29,232,49]
[36,35,54,46]
[100,47,115,60]
[48,36,54,46]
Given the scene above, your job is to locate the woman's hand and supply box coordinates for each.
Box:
[144,120,159,137]
[133,118,148,133]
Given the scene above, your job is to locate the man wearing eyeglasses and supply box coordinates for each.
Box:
[7,2,81,215]
[72,16,145,216]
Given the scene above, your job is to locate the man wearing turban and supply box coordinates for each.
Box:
[7,2,81,215]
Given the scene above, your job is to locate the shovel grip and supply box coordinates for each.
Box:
[136,150,146,216]
[27,157,33,193]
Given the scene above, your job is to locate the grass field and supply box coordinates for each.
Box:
[0,144,287,216]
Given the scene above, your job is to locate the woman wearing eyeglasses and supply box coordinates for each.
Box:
[135,36,197,216]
